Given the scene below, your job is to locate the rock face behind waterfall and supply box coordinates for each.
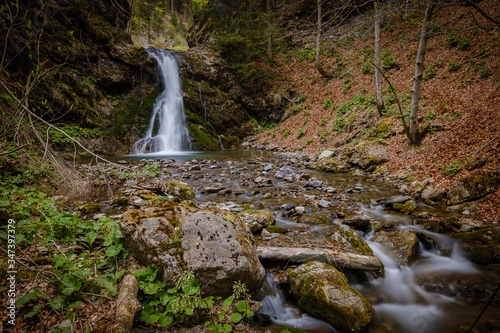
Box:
[289,261,375,333]
[119,200,265,297]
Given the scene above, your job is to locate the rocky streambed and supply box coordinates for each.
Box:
[70,147,500,333]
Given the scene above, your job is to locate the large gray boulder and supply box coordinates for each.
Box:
[120,201,265,297]
[289,261,375,333]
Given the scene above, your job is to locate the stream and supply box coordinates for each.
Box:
[104,150,500,332]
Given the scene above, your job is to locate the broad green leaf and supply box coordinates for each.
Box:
[222,295,234,308]
[223,323,232,333]
[142,308,161,324]
[185,308,194,316]
[229,312,242,323]
[26,304,44,318]
[158,315,173,327]
[0,200,10,207]
[61,275,82,295]
[218,311,226,321]
[69,301,83,308]
[16,290,39,305]
[105,245,121,257]
[236,301,250,313]
[50,296,65,310]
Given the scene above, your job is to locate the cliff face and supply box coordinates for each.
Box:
[0,0,161,155]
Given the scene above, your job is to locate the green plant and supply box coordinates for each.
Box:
[362,63,373,74]
[320,119,327,126]
[446,34,459,49]
[296,94,307,104]
[143,164,161,177]
[323,98,332,109]
[297,127,305,139]
[448,62,460,72]
[337,101,352,115]
[333,118,346,132]
[423,64,436,81]
[382,50,396,70]
[424,109,436,121]
[303,119,308,125]
[306,138,313,145]
[283,128,291,137]
[457,39,470,51]
[442,160,462,178]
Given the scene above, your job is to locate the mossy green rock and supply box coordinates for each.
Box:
[330,225,374,256]
[266,225,285,234]
[451,227,500,265]
[112,197,129,206]
[316,156,351,173]
[372,229,419,266]
[376,118,393,134]
[165,181,196,201]
[238,210,276,233]
[448,171,500,205]
[289,261,375,333]
[80,203,102,214]
[392,199,417,214]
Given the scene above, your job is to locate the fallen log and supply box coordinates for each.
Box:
[257,246,383,272]
[116,274,140,333]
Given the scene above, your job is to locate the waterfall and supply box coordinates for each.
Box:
[132,48,191,154]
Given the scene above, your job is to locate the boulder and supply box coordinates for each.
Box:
[289,261,375,333]
[448,171,499,205]
[372,229,420,266]
[238,210,276,233]
[120,201,265,297]
[392,199,417,214]
[350,145,389,169]
[421,187,446,202]
[451,227,500,266]
[342,213,372,231]
[316,156,351,173]
[330,225,374,256]
[384,195,413,206]
[165,181,196,201]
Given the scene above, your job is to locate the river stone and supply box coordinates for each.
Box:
[447,171,499,205]
[384,195,413,206]
[164,181,196,201]
[342,213,372,231]
[316,156,351,173]
[451,227,500,265]
[289,261,375,333]
[372,230,419,266]
[238,210,276,233]
[421,187,446,202]
[330,225,374,256]
[350,145,389,169]
[318,150,335,160]
[120,201,265,297]
[392,199,417,214]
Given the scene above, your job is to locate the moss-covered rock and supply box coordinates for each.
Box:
[376,118,393,134]
[266,225,285,234]
[330,225,373,256]
[238,210,276,233]
[448,171,500,205]
[165,181,196,201]
[372,229,420,265]
[451,227,500,265]
[289,261,375,333]
[80,203,102,214]
[316,156,351,173]
[392,199,417,214]
[112,197,129,206]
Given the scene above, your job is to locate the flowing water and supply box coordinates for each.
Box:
[132,48,191,154]
[113,150,499,332]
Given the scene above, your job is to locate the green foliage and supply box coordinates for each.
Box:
[39,124,102,145]
[143,164,161,177]
[333,118,346,132]
[295,49,315,61]
[446,34,470,50]
[0,180,129,319]
[382,51,396,70]
[423,64,436,81]
[362,63,373,74]
[320,119,327,126]
[297,128,305,139]
[133,266,254,332]
[306,138,313,145]
[337,101,352,116]
[448,62,461,72]
[442,160,463,178]
[303,119,308,125]
[283,128,291,137]
[424,109,436,121]
[323,98,332,110]
[296,94,307,104]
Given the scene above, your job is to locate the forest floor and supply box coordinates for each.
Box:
[250,0,500,221]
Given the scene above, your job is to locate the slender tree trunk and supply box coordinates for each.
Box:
[409,0,436,145]
[266,0,272,60]
[375,0,385,115]
[171,0,174,14]
[315,0,322,69]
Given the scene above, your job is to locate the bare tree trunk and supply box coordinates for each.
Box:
[171,0,174,14]
[315,0,322,69]
[375,0,385,115]
[409,0,436,145]
[266,0,272,60]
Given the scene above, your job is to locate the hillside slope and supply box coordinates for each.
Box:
[246,0,499,220]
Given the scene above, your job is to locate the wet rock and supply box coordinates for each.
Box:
[289,261,375,333]
[392,199,417,214]
[304,180,324,189]
[112,197,129,206]
[165,181,196,201]
[454,219,486,232]
[265,225,285,234]
[350,145,389,169]
[326,187,337,193]
[451,227,500,266]
[238,210,276,233]
[120,202,265,297]
[318,150,335,160]
[421,187,446,202]
[342,214,372,231]
[330,225,374,256]
[217,189,232,196]
[216,201,244,213]
[263,164,273,171]
[136,190,159,201]
[203,186,224,194]
[372,229,419,266]
[281,203,295,211]
[448,171,500,205]
[80,203,102,214]
[316,156,351,173]
[384,195,413,206]
[260,229,277,240]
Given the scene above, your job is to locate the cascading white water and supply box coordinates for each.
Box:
[132,48,191,154]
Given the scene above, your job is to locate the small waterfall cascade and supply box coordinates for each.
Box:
[259,274,337,333]
[132,48,191,154]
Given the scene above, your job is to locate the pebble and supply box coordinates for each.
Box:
[318,200,331,208]
[281,203,295,210]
